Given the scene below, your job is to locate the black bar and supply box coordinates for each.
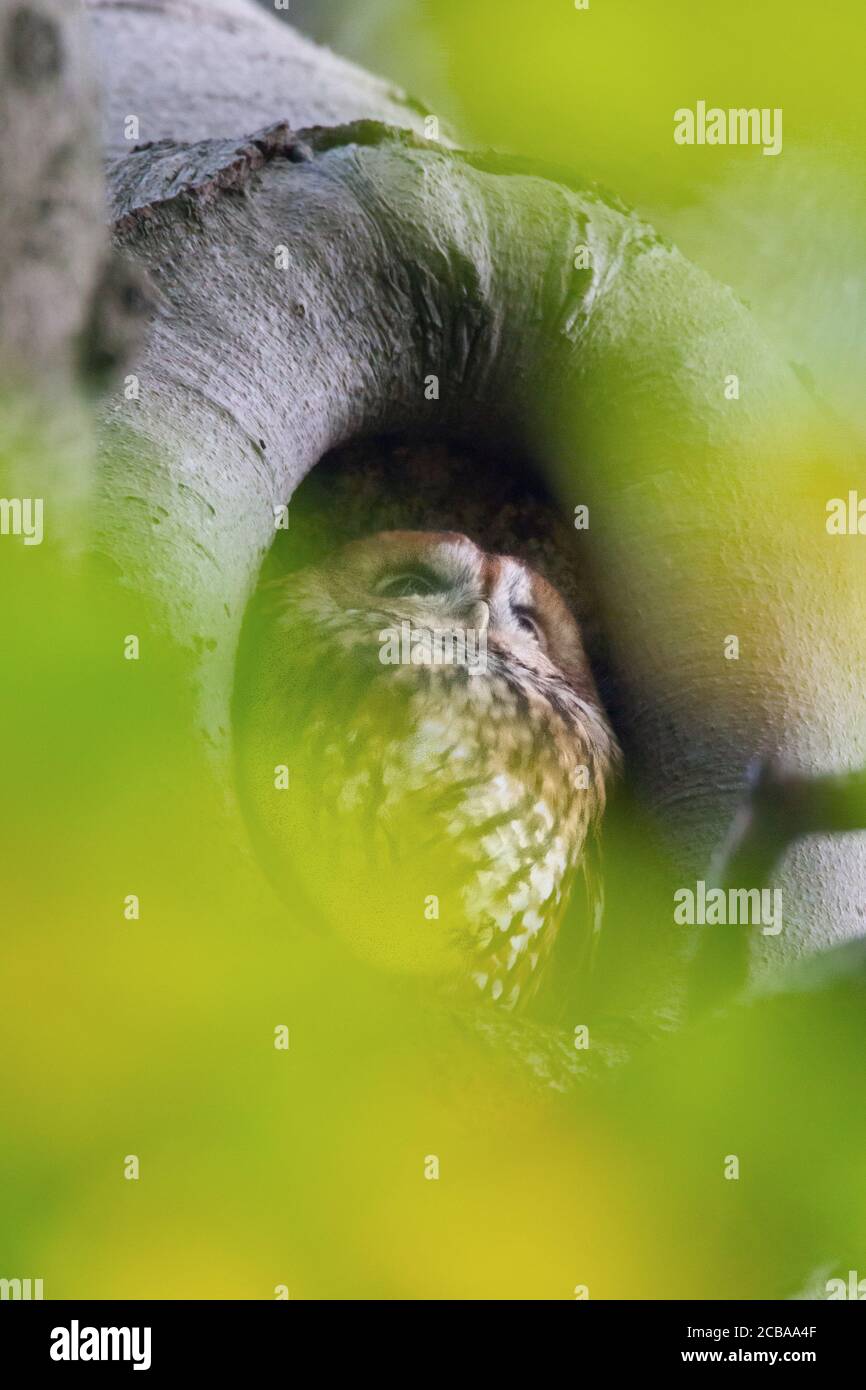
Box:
[2,1299,861,1374]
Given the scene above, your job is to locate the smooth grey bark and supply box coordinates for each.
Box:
[85,0,438,158]
[85,0,866,1008]
[0,0,152,526]
[0,0,104,387]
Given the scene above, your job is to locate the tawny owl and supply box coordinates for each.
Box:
[235,530,618,1011]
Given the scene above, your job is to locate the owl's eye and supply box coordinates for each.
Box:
[373,568,446,600]
[514,606,543,642]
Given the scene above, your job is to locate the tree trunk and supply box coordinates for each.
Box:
[84,0,866,1014]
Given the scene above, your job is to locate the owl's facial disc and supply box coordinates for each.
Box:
[334,531,561,661]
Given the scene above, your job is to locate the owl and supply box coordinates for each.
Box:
[235,530,618,1011]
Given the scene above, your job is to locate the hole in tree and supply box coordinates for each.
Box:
[235,430,645,1026]
[258,431,612,701]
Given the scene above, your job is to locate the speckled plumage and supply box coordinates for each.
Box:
[236,530,618,1010]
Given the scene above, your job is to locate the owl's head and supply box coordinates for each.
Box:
[279,529,601,699]
[235,530,618,1007]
